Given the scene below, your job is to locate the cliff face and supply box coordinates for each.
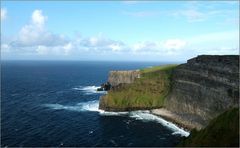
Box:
[99,55,239,129]
[165,55,239,126]
[99,65,177,111]
[108,70,140,87]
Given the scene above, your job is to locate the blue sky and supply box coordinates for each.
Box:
[1,1,239,61]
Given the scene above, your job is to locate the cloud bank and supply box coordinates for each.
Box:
[1,9,239,61]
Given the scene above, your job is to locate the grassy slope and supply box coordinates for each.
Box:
[178,107,239,147]
[102,64,177,110]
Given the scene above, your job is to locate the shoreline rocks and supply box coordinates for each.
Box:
[97,82,111,91]
[151,108,204,130]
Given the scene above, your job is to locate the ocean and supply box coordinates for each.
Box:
[1,61,189,147]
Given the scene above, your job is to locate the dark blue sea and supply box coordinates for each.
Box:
[1,61,189,147]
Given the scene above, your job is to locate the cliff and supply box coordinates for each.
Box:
[165,55,239,127]
[99,65,177,111]
[98,55,239,147]
[108,70,140,87]
[99,55,239,129]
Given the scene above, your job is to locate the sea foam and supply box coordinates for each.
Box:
[100,110,190,137]
[72,86,107,95]
[44,99,189,137]
[43,100,100,112]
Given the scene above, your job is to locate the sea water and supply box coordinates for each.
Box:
[1,61,189,147]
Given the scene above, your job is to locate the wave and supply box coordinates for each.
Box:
[43,100,100,112]
[128,111,190,137]
[100,110,190,137]
[44,100,189,137]
[72,86,107,95]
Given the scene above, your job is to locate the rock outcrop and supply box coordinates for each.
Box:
[165,55,239,127]
[97,82,111,91]
[108,70,140,87]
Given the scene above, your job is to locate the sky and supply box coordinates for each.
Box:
[1,1,239,62]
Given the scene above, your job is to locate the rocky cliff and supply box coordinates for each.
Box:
[99,55,239,129]
[108,70,140,87]
[99,65,177,111]
[165,55,239,127]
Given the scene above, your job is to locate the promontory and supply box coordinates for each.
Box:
[98,55,239,147]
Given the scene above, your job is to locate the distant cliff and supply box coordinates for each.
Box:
[108,70,140,87]
[99,65,177,111]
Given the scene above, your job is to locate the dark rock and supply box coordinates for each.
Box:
[97,82,111,91]
[165,55,239,126]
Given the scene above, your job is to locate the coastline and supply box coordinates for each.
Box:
[150,108,204,131]
[99,109,190,137]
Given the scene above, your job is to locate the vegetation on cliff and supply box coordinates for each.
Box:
[100,65,177,110]
[178,107,239,147]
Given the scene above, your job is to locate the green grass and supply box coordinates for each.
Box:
[140,64,178,74]
[101,64,178,110]
[178,107,239,147]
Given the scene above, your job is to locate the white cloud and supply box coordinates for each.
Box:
[63,43,73,55]
[171,1,238,23]
[163,39,186,50]
[1,8,7,21]
[36,45,48,55]
[31,9,47,26]
[35,43,73,55]
[1,9,238,60]
[131,39,186,54]
[12,9,67,47]
[172,9,205,22]
[1,43,10,53]
[108,43,122,51]
[132,41,158,51]
[77,34,126,52]
[3,9,71,57]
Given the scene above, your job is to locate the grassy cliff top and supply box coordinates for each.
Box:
[99,64,178,111]
[140,64,178,74]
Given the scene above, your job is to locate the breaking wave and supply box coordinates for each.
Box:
[44,99,189,137]
[43,100,100,112]
[100,110,190,137]
[72,86,107,95]
[128,111,190,137]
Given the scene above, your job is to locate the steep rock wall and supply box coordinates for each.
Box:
[165,55,239,126]
[108,70,140,87]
